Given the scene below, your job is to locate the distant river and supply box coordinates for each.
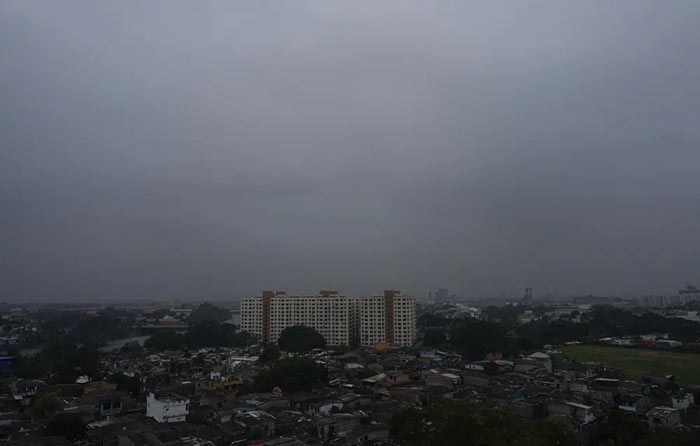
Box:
[18,313,241,356]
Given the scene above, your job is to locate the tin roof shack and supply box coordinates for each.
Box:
[553,361,602,381]
[309,398,344,416]
[425,372,461,389]
[547,401,595,425]
[387,387,425,406]
[591,378,620,408]
[568,380,591,402]
[64,390,129,422]
[618,393,651,415]
[648,406,681,428]
[241,393,291,413]
[338,393,372,411]
[11,379,45,406]
[315,413,363,442]
[83,416,150,445]
[513,360,548,379]
[384,371,411,387]
[671,393,695,411]
[235,410,276,439]
[460,371,490,388]
[289,392,329,414]
[527,352,553,373]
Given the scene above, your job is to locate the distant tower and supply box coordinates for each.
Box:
[436,288,449,303]
[522,288,533,305]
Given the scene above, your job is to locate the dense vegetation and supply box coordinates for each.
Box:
[391,402,575,446]
[46,413,86,440]
[107,372,141,395]
[587,409,698,446]
[144,322,252,351]
[10,341,101,384]
[390,404,699,446]
[19,308,134,348]
[254,357,328,392]
[422,305,700,360]
[277,325,326,352]
[188,302,232,325]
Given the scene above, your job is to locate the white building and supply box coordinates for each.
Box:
[241,289,416,347]
[146,393,189,423]
[359,290,416,347]
[241,290,359,346]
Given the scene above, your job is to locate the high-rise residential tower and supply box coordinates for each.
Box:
[240,289,416,347]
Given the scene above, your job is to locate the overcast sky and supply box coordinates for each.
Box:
[2,1,700,302]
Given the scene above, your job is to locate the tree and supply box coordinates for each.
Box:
[46,413,86,440]
[107,373,141,396]
[278,325,325,353]
[186,322,251,349]
[120,341,144,355]
[188,303,232,325]
[587,410,648,446]
[389,403,574,446]
[390,408,427,445]
[258,344,280,364]
[144,331,186,351]
[255,358,328,393]
[423,329,447,347]
[34,392,60,417]
[449,319,507,360]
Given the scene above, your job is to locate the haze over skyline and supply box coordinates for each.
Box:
[2,1,700,302]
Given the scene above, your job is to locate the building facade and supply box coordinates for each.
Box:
[241,291,359,346]
[359,290,416,347]
[146,393,189,423]
[240,290,416,347]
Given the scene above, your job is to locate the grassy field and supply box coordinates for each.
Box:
[559,345,700,386]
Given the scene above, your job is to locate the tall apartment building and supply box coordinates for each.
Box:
[240,289,416,347]
[359,290,416,347]
[240,290,358,346]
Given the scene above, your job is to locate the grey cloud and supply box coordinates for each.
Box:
[1,1,700,301]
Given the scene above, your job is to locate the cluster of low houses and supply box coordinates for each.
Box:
[1,345,699,445]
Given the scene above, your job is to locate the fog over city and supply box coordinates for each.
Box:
[2,1,700,301]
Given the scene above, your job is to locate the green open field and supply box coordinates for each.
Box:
[559,345,700,386]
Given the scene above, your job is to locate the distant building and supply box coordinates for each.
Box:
[241,289,416,347]
[648,407,681,428]
[637,285,700,308]
[146,393,189,423]
[435,288,449,303]
[359,290,416,347]
[679,284,700,297]
[522,288,533,305]
[572,295,625,306]
[240,291,358,346]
